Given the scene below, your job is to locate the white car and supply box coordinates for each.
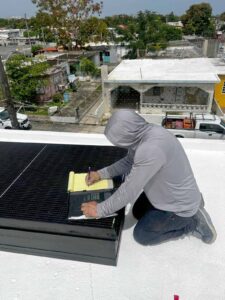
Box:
[0,107,31,129]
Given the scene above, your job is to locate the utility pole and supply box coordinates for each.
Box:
[25,13,32,50]
[0,56,19,128]
[41,27,46,46]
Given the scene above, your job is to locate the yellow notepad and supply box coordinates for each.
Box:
[67,171,113,192]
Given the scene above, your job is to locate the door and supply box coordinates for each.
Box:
[197,123,225,139]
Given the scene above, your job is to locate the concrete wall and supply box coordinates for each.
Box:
[143,86,208,105]
[90,54,101,67]
[203,39,220,58]
[116,46,129,61]
[109,47,118,64]
[111,89,118,107]
[103,81,215,115]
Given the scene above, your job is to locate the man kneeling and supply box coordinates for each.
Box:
[81,110,217,245]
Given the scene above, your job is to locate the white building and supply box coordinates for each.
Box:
[101,58,220,115]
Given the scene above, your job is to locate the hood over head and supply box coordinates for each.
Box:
[104,110,151,149]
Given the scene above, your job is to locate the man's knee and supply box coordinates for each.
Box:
[133,224,156,246]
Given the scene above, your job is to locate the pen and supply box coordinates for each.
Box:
[88,166,91,182]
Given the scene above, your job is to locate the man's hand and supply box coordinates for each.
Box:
[85,171,101,186]
[81,201,98,218]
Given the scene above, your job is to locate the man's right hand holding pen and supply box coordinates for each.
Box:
[85,170,101,186]
[83,170,101,218]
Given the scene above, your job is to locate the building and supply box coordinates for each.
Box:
[101,58,220,116]
[0,29,36,46]
[37,62,69,103]
[86,42,129,65]
[167,21,183,29]
[211,58,225,112]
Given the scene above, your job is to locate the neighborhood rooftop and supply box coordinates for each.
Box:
[106,58,221,83]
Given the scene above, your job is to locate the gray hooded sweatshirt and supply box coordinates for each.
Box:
[97,110,201,218]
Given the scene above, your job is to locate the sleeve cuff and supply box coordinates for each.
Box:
[96,203,104,218]
[98,167,111,179]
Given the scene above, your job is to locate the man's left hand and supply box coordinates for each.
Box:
[81,201,98,218]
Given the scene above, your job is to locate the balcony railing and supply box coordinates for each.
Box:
[141,103,208,112]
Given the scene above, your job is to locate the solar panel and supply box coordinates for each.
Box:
[0,142,127,265]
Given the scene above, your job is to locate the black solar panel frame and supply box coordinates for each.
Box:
[0,141,127,265]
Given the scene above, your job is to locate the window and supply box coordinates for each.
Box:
[220,120,225,127]
[153,87,161,96]
[222,82,225,94]
[199,123,224,134]
[0,110,9,120]
[104,51,110,57]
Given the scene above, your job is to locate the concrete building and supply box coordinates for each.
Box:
[211,58,225,113]
[102,58,220,115]
[86,42,129,65]
[37,62,69,103]
[167,21,183,29]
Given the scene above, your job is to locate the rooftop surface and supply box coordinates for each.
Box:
[0,130,224,300]
[210,57,225,75]
[106,58,221,84]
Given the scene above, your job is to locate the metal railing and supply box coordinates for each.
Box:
[141,103,208,112]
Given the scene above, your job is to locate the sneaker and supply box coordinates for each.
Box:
[193,206,217,244]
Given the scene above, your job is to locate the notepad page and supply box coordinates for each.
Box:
[68,172,113,192]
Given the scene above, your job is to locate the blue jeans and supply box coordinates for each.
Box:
[133,193,197,245]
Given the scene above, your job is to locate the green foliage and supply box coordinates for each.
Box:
[0,18,27,29]
[166,12,180,22]
[219,12,225,22]
[6,54,49,103]
[29,13,57,42]
[220,24,225,32]
[70,63,79,74]
[32,0,103,47]
[104,14,136,28]
[52,93,63,103]
[0,86,3,100]
[79,17,109,45]
[80,58,100,77]
[31,44,43,55]
[117,10,182,59]
[181,3,215,37]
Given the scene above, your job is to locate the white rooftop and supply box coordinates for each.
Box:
[0,130,224,300]
[210,58,225,75]
[106,58,220,84]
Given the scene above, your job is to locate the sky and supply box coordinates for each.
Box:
[0,0,224,18]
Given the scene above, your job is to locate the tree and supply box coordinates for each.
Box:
[6,54,49,103]
[181,3,215,37]
[79,17,109,45]
[32,0,103,47]
[29,13,57,43]
[220,24,225,32]
[80,57,100,77]
[220,12,225,22]
[31,44,44,55]
[118,10,182,59]
[166,12,180,22]
[0,56,19,128]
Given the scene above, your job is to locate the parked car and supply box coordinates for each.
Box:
[162,113,225,139]
[0,107,31,129]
